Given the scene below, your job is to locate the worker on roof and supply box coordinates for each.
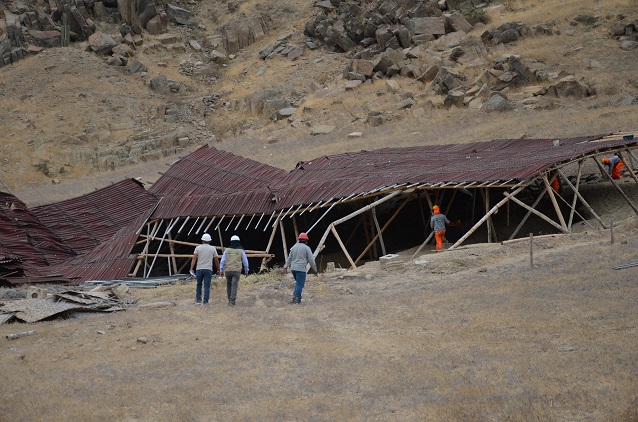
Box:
[430,205,450,251]
[601,154,625,180]
[219,235,249,306]
[190,233,220,306]
[282,232,318,305]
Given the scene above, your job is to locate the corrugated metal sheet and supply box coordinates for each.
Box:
[0,192,77,272]
[32,178,159,255]
[148,145,287,197]
[271,135,635,208]
[5,133,637,284]
[46,210,156,284]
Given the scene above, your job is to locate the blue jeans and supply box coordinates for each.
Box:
[292,270,307,301]
[196,269,213,303]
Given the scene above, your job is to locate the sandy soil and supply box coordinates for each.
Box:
[1,213,637,420]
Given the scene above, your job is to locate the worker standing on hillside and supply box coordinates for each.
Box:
[602,154,625,179]
[219,235,249,306]
[430,205,450,251]
[282,232,317,305]
[190,233,220,305]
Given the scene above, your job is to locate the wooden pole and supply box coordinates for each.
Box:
[292,215,299,240]
[509,184,548,240]
[542,174,568,231]
[556,168,607,229]
[353,192,416,266]
[567,161,583,229]
[506,194,569,233]
[481,188,493,243]
[147,218,177,278]
[529,233,533,268]
[280,219,288,262]
[610,219,614,245]
[409,231,435,260]
[371,207,386,256]
[344,215,364,247]
[444,189,457,216]
[618,151,638,186]
[449,185,526,250]
[313,191,402,258]
[167,232,178,276]
[594,157,638,215]
[260,218,280,271]
[331,225,357,269]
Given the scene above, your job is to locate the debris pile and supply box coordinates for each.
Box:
[0,284,137,324]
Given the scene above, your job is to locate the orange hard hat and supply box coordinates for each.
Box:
[602,158,609,164]
[298,232,309,241]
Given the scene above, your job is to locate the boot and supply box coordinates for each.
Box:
[289,296,300,305]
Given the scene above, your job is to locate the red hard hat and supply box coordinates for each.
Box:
[298,232,309,241]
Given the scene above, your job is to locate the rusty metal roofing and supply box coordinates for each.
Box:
[31,178,159,256]
[0,192,77,272]
[271,134,636,209]
[148,145,288,197]
[45,210,156,284]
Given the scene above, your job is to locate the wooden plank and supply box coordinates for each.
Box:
[449,185,526,250]
[331,225,357,269]
[556,168,606,229]
[542,174,568,231]
[567,161,583,229]
[506,194,569,233]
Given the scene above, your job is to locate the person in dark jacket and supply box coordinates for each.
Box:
[282,232,317,304]
[219,235,249,306]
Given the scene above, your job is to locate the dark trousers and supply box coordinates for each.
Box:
[225,271,241,303]
[195,269,213,304]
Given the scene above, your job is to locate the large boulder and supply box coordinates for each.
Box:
[88,31,117,55]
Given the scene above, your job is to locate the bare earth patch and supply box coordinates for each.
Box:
[1,215,637,420]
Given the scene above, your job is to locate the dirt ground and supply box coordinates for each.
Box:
[2,0,638,419]
[1,202,638,420]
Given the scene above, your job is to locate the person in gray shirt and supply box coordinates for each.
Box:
[282,232,317,304]
[430,205,450,251]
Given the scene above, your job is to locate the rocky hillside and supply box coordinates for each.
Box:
[1,0,637,203]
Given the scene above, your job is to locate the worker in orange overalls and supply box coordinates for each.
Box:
[602,155,625,179]
[430,205,450,251]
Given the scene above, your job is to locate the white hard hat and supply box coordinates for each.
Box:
[201,233,212,242]
[231,235,240,242]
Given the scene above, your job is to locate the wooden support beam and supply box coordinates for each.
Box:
[444,189,457,216]
[280,219,288,262]
[331,225,357,269]
[260,218,280,271]
[542,174,568,231]
[371,207,386,256]
[147,218,179,278]
[167,232,178,276]
[509,184,548,240]
[449,185,526,250]
[556,168,606,229]
[594,157,638,215]
[292,215,299,240]
[506,194,569,233]
[409,231,434,261]
[314,191,402,258]
[567,160,583,229]
[618,151,638,186]
[353,192,416,266]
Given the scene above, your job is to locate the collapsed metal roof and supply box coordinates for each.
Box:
[271,135,624,209]
[3,133,637,284]
[32,178,158,255]
[148,145,288,197]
